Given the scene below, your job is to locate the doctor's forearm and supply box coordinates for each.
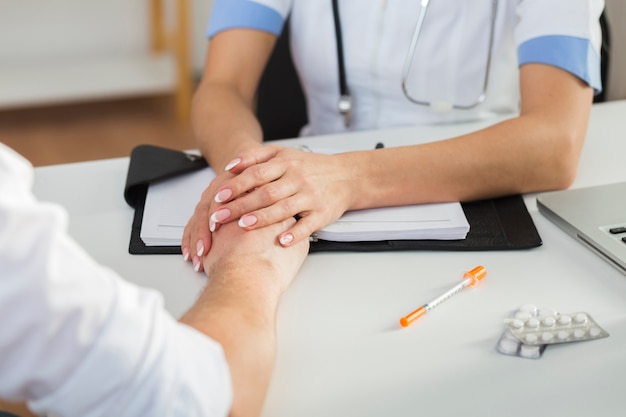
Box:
[0,400,36,417]
[348,67,592,208]
[346,115,587,209]
[191,83,264,171]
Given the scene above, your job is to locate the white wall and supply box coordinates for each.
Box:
[0,0,213,74]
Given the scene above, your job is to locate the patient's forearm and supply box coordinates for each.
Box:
[180,263,282,417]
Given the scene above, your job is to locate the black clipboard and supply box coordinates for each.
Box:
[124,145,207,255]
[124,145,542,254]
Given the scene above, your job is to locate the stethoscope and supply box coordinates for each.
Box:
[331,0,499,126]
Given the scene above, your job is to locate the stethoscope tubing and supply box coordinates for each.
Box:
[331,0,499,124]
[401,0,498,110]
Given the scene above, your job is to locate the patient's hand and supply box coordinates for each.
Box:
[204,217,309,295]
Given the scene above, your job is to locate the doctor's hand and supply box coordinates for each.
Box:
[181,168,239,273]
[206,145,359,247]
[181,141,282,271]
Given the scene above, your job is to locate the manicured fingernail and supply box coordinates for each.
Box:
[225,158,241,171]
[210,221,216,232]
[279,233,294,246]
[214,188,233,203]
[193,257,201,272]
[182,247,190,262]
[238,214,258,227]
[196,240,204,257]
[210,208,231,223]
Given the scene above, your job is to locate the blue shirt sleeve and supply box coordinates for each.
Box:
[206,0,286,38]
[518,35,602,94]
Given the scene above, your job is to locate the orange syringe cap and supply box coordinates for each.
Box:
[463,265,486,287]
[399,306,426,328]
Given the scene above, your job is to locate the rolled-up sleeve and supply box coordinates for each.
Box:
[515,0,604,93]
[206,0,293,38]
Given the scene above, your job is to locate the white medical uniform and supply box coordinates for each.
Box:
[207,0,604,136]
[0,143,232,416]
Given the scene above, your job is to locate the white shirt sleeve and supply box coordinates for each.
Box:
[0,143,232,417]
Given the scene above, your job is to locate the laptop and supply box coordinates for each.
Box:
[536,182,626,275]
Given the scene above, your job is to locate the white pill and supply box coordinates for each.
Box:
[510,319,524,329]
[541,332,554,342]
[542,317,556,327]
[558,315,572,325]
[520,344,541,359]
[525,333,538,344]
[515,311,533,321]
[557,330,570,340]
[502,329,519,341]
[526,318,540,328]
[574,313,588,324]
[498,338,520,355]
[519,304,538,315]
[589,327,602,338]
[573,329,586,339]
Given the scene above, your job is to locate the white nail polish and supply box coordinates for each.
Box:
[214,188,232,203]
[224,158,241,171]
[279,233,294,246]
[193,261,201,272]
[238,214,257,228]
[210,221,216,232]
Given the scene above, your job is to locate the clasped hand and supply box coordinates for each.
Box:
[182,145,356,271]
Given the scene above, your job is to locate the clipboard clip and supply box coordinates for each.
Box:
[184,152,203,162]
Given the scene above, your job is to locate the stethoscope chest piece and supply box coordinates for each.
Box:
[337,94,352,127]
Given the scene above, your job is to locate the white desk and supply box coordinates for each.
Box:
[34,101,626,417]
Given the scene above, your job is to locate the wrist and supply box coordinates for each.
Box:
[231,135,262,157]
[206,257,284,306]
[183,266,279,335]
[201,133,262,172]
[338,150,376,210]
[179,263,279,349]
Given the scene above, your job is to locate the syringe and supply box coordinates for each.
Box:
[400,265,486,328]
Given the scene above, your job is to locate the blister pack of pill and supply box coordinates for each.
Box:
[496,304,609,359]
[496,304,548,359]
[496,327,547,359]
[506,311,609,346]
